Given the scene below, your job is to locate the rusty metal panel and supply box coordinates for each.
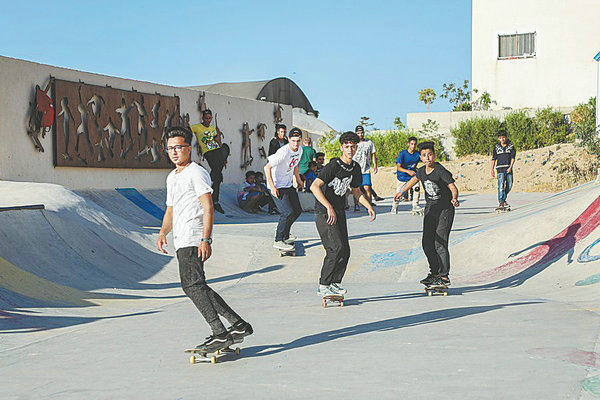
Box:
[52,79,180,169]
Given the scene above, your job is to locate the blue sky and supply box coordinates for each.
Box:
[1,0,471,131]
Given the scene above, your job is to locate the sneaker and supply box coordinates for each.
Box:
[354,204,360,212]
[284,235,297,245]
[214,203,225,214]
[196,332,233,353]
[317,285,337,297]
[268,209,280,215]
[330,283,347,295]
[391,204,398,214]
[420,274,436,286]
[374,194,384,202]
[428,276,448,288]
[503,202,510,208]
[412,206,424,213]
[273,241,294,251]
[228,321,253,344]
[440,276,451,287]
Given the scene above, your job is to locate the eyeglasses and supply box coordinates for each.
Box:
[166,145,190,153]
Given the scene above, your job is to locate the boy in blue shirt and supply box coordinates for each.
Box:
[391,136,422,214]
[304,161,318,192]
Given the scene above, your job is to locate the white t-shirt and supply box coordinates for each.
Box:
[165,162,214,250]
[266,144,302,189]
[354,140,376,174]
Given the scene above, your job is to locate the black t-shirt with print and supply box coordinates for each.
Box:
[416,163,455,209]
[492,142,516,173]
[315,157,362,212]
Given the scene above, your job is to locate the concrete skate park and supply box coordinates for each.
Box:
[1,180,600,400]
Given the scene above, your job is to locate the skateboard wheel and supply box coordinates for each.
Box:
[235,347,241,355]
[340,300,344,307]
[443,291,448,296]
[190,355,196,364]
[427,291,432,297]
[210,356,217,364]
[322,299,326,308]
[215,350,220,355]
[279,253,283,257]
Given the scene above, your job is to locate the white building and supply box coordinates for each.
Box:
[472,0,600,109]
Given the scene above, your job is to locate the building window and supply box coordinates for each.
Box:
[498,32,536,59]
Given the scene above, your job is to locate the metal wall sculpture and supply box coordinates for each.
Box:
[26,80,54,152]
[240,122,254,169]
[53,79,179,168]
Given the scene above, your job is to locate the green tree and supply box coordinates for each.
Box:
[472,90,496,111]
[418,88,436,111]
[394,117,405,131]
[358,116,374,130]
[440,79,472,111]
[572,97,599,156]
[419,119,439,136]
[317,130,342,160]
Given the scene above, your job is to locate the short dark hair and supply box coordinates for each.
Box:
[255,171,263,177]
[275,123,287,131]
[339,131,359,144]
[245,170,255,179]
[355,125,364,133]
[497,129,508,137]
[202,109,212,117]
[315,152,325,159]
[308,161,317,168]
[289,128,303,138]
[408,136,418,143]
[417,141,435,153]
[166,126,193,144]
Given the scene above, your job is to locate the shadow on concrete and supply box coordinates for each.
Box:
[240,302,540,359]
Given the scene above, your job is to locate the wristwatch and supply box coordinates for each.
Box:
[201,238,213,245]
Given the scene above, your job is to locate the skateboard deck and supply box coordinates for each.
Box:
[424,285,448,296]
[495,206,511,214]
[184,346,241,364]
[322,294,344,308]
[278,242,296,257]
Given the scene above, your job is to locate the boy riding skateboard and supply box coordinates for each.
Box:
[157,126,252,353]
[311,131,376,297]
[491,129,516,210]
[393,141,459,288]
[264,128,304,252]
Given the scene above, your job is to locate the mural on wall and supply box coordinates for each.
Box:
[26,79,54,152]
[257,123,267,141]
[53,78,179,168]
[240,122,254,169]
[274,104,283,123]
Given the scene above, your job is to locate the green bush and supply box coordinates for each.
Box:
[451,107,572,157]
[318,129,448,167]
[571,97,598,157]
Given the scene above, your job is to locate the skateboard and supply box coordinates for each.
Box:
[495,206,511,214]
[322,294,344,308]
[185,346,241,364]
[278,242,296,257]
[411,209,424,216]
[424,284,448,296]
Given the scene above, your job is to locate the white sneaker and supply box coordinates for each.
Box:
[330,283,347,294]
[412,206,424,213]
[273,241,294,251]
[391,204,398,214]
[284,235,297,245]
[317,285,336,297]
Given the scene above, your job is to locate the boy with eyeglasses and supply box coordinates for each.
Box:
[157,126,252,353]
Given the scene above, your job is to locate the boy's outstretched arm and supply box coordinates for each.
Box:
[353,186,376,221]
[448,183,460,207]
[393,176,418,202]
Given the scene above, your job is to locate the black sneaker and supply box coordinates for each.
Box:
[196,332,233,353]
[429,276,448,288]
[214,203,225,214]
[420,274,436,286]
[374,194,384,202]
[440,276,451,287]
[227,321,253,344]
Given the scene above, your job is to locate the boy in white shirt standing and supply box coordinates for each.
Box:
[264,128,305,251]
[157,127,253,353]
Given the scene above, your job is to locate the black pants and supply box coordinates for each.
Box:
[422,206,455,277]
[315,209,350,285]
[272,187,302,241]
[204,147,225,204]
[176,246,242,335]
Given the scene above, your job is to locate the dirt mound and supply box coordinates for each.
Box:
[371,143,599,195]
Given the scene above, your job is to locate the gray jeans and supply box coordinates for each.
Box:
[176,246,242,335]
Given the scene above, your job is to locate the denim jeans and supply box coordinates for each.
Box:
[497,172,513,203]
[272,187,302,241]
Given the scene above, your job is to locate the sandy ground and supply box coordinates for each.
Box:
[372,143,600,196]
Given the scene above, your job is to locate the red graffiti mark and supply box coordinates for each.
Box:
[467,195,600,284]
[528,347,600,368]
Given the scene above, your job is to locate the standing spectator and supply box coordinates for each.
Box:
[268,124,289,156]
[315,152,326,174]
[352,125,378,211]
[298,136,317,181]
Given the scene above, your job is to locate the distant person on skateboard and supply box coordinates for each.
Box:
[264,128,304,252]
[391,136,422,214]
[311,131,376,297]
[491,129,516,210]
[157,127,252,353]
[393,142,459,288]
[190,109,227,214]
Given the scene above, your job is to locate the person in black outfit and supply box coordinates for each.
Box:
[393,141,459,287]
[491,129,516,208]
[311,131,376,297]
[268,123,289,156]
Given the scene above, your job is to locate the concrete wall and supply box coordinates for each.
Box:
[472,0,599,110]
[407,107,573,160]
[0,56,292,190]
